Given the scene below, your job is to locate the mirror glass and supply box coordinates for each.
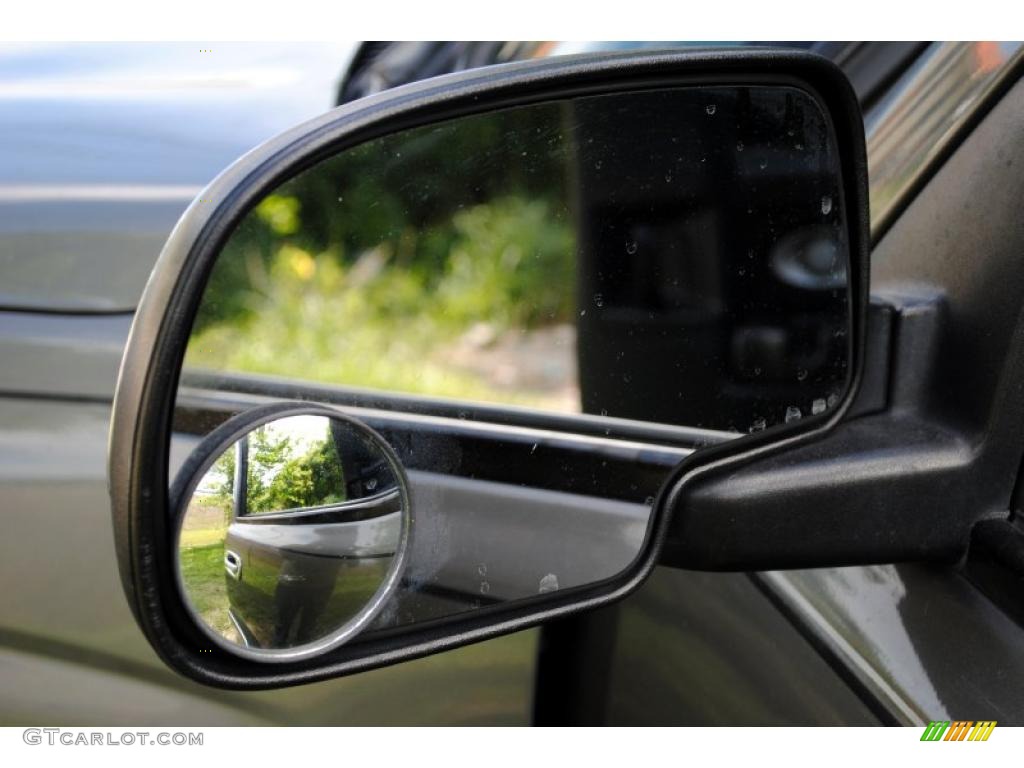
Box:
[176,411,408,658]
[172,84,851,650]
[185,85,848,433]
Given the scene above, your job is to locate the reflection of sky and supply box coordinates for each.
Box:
[196,464,227,495]
[196,459,228,495]
[808,565,948,722]
[267,415,331,457]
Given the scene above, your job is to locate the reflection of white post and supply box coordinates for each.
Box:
[233,436,248,519]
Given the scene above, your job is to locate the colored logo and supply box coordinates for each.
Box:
[921,721,996,741]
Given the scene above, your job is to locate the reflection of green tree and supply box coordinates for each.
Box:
[185,104,577,408]
[194,106,572,334]
[210,447,235,526]
[244,427,346,514]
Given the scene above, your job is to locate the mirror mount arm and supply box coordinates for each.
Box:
[662,290,1021,571]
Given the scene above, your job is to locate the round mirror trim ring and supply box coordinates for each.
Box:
[170,400,413,663]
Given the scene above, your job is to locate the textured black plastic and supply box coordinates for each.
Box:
[664,286,1023,570]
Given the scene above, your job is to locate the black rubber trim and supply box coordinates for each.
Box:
[0,305,136,317]
[174,389,685,503]
[177,369,736,450]
[0,391,113,406]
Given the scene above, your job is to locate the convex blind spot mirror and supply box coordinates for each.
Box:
[109,50,869,687]
[173,404,411,661]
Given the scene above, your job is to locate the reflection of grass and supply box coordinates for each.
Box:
[184,197,578,410]
[179,543,234,639]
[180,528,225,548]
[179,494,237,642]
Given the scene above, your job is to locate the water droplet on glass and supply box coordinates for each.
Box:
[644,496,655,506]
[337,196,344,203]
[477,563,487,576]
[796,369,808,381]
[706,104,717,115]
[754,367,762,376]
[365,478,378,490]
[827,393,840,408]
[785,406,802,423]
[626,241,638,255]
[664,173,673,183]
[579,309,586,317]
[812,398,827,415]
[595,160,603,170]
[736,141,745,152]
[479,581,491,595]
[457,411,468,420]
[749,417,767,433]
[759,159,767,170]
[530,443,538,454]
[821,195,833,215]
[593,293,604,308]
[539,574,559,593]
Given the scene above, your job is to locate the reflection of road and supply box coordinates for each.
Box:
[436,322,580,412]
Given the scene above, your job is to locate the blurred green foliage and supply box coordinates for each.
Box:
[185,103,578,407]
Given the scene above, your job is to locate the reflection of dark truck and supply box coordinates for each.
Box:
[223,430,401,649]
[570,87,848,431]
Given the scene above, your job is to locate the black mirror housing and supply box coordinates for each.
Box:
[108,48,869,688]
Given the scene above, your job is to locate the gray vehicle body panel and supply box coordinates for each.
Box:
[0,42,351,312]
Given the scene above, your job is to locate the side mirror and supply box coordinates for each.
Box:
[109,49,869,687]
